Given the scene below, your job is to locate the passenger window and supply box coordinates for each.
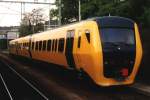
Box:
[30,42,32,49]
[55,39,57,52]
[18,43,20,49]
[58,38,65,52]
[43,40,46,51]
[47,40,51,51]
[20,43,21,49]
[35,41,38,50]
[52,39,55,51]
[32,42,34,50]
[39,41,42,51]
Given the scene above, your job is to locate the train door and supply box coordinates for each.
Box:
[76,30,82,68]
[76,29,91,70]
[65,30,76,69]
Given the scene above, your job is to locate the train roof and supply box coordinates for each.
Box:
[87,16,135,28]
[87,16,134,23]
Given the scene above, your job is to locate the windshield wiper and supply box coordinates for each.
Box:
[103,42,119,46]
[115,42,133,46]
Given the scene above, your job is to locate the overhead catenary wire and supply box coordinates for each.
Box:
[0,0,57,27]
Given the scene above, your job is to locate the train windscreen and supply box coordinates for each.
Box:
[95,17,136,79]
[100,28,135,46]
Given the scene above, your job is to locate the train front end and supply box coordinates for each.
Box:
[95,16,143,86]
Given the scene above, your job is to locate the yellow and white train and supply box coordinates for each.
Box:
[9,16,143,86]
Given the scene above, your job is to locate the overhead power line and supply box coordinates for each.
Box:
[0,12,20,15]
[0,0,55,5]
[0,0,62,28]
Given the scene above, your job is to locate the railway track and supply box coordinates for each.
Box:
[0,52,150,100]
[0,59,49,100]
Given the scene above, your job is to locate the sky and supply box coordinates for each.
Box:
[0,0,55,26]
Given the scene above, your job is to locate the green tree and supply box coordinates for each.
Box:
[19,8,45,37]
[50,0,150,27]
[51,0,79,25]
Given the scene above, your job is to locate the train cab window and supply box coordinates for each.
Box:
[47,40,51,51]
[78,31,81,48]
[52,39,55,51]
[85,29,90,43]
[58,38,65,52]
[55,39,58,52]
[39,41,42,51]
[35,41,38,50]
[43,40,46,51]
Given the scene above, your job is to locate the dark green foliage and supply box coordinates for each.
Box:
[61,0,79,24]
[51,0,79,24]
[0,39,7,49]
[19,24,32,37]
[51,0,150,27]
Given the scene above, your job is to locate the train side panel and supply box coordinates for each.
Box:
[73,21,103,84]
[128,23,143,82]
[31,28,68,68]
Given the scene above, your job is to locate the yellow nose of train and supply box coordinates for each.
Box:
[85,16,143,86]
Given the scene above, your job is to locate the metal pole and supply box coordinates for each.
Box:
[21,2,22,21]
[49,4,51,29]
[58,0,61,26]
[33,26,34,34]
[23,2,25,14]
[6,34,8,50]
[44,23,45,31]
[79,0,81,21]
